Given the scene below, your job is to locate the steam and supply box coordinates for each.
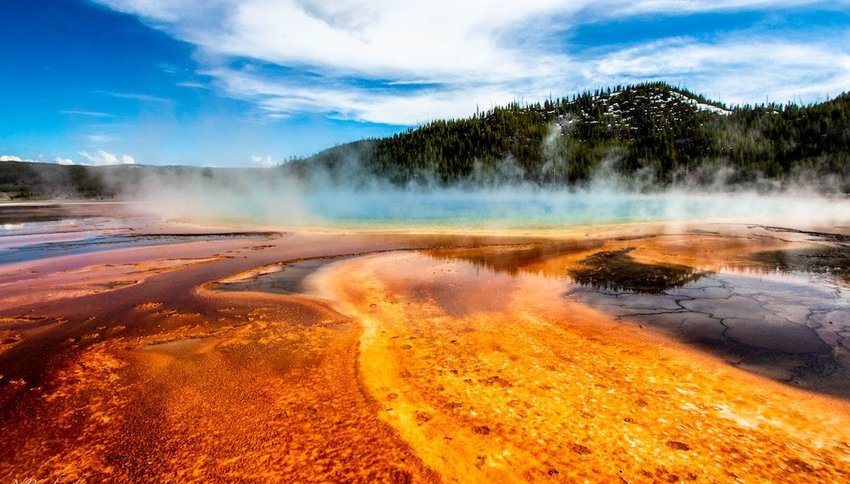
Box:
[116,151,850,232]
[117,168,310,228]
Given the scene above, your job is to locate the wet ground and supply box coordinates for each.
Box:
[566,271,850,395]
[212,258,345,295]
[0,232,279,264]
[1,203,850,481]
[419,227,850,397]
[318,246,850,481]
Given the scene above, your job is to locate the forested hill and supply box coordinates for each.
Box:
[289,82,850,189]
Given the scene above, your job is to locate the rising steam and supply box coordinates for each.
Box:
[118,149,850,232]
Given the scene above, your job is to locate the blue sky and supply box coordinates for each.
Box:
[1,0,849,167]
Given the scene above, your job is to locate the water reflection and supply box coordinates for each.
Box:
[421,235,850,398]
[566,247,708,293]
[750,247,850,285]
[424,241,603,278]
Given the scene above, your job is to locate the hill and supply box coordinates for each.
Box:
[289,82,850,189]
[0,162,220,200]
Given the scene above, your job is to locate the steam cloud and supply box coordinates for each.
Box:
[118,149,850,232]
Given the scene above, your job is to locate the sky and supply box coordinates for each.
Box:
[1,0,849,167]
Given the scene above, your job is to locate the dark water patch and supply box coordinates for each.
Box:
[566,273,850,398]
[1,205,101,236]
[750,246,850,284]
[0,204,131,238]
[217,243,549,299]
[0,218,116,239]
[0,204,117,224]
[0,232,276,265]
[0,205,67,222]
[213,258,336,295]
[567,248,708,294]
[0,214,76,225]
[761,226,850,243]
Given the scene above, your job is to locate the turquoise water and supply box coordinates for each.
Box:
[297,190,850,229]
[136,186,850,230]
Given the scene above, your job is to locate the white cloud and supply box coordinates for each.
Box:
[95,1,847,82]
[97,90,172,103]
[590,36,850,105]
[98,0,568,83]
[78,150,136,166]
[94,0,850,124]
[211,67,520,125]
[250,155,280,167]
[2,155,78,165]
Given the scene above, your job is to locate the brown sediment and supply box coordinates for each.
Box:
[1,218,849,481]
[0,227,539,481]
[0,257,221,309]
[0,255,437,480]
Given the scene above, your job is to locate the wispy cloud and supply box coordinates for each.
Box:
[97,90,172,103]
[210,67,519,124]
[176,80,208,89]
[60,110,114,117]
[590,35,850,104]
[94,0,850,124]
[86,133,114,144]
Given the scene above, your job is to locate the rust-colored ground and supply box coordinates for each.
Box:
[1,215,849,482]
[320,250,850,482]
